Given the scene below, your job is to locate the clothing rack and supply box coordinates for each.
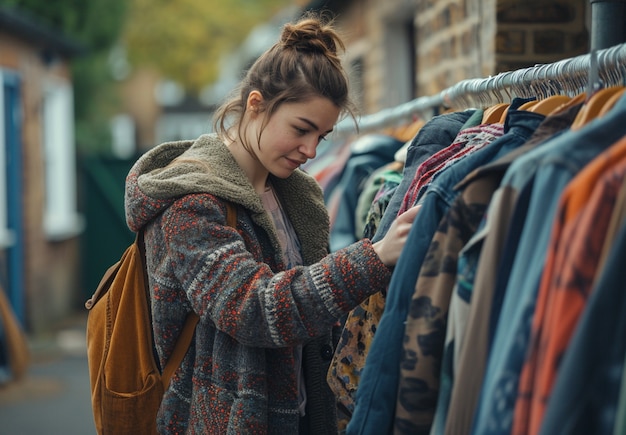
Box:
[334,42,626,137]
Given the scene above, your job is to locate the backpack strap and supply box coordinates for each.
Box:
[225,201,237,228]
[162,311,199,389]
[161,200,237,390]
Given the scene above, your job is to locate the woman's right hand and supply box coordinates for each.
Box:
[372,204,421,267]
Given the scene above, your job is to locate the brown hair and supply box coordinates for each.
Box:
[213,12,356,154]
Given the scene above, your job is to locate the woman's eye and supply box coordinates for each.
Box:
[294,127,308,135]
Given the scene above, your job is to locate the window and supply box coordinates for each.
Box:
[0,70,18,249]
[42,80,84,240]
[383,17,417,107]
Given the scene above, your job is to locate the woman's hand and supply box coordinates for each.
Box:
[372,205,421,267]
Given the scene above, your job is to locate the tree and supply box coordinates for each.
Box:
[123,0,293,92]
[2,0,126,50]
[5,0,296,152]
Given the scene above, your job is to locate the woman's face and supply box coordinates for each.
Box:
[248,94,340,179]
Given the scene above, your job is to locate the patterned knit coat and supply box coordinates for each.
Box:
[124,134,392,434]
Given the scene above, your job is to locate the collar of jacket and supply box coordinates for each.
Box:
[135,133,330,264]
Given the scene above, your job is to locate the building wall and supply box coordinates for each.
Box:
[495,0,589,72]
[119,67,162,152]
[329,0,498,114]
[329,0,589,116]
[0,30,81,334]
[355,0,422,114]
[415,0,498,98]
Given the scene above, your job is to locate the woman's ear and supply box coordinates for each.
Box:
[246,90,264,114]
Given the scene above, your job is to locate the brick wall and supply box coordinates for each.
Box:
[414,0,497,98]
[332,0,589,116]
[495,0,589,72]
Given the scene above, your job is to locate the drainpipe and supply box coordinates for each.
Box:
[589,0,626,50]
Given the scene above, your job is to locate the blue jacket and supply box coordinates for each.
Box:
[347,98,541,435]
[330,134,405,251]
[371,111,476,243]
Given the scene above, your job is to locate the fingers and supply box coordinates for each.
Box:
[402,204,421,222]
[373,204,422,267]
[395,205,421,235]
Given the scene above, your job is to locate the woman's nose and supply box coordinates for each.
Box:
[300,138,317,159]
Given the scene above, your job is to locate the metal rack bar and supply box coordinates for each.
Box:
[335,42,626,136]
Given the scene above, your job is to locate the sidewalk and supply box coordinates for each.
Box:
[0,313,96,435]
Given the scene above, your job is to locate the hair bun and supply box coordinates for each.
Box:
[280,17,343,58]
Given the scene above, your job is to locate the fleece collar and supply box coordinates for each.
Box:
[126,134,330,264]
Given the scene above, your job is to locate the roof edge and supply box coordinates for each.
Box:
[0,6,86,57]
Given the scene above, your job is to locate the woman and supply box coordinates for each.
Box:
[124,13,419,434]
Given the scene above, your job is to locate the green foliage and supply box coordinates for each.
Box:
[2,0,127,50]
[72,55,124,154]
[4,0,296,153]
[3,0,129,152]
[123,0,293,92]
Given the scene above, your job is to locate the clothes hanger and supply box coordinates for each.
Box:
[499,66,540,120]
[548,92,587,115]
[571,85,626,130]
[525,95,572,116]
[516,100,539,112]
[382,117,425,143]
[399,118,426,142]
[498,99,537,124]
[596,86,626,118]
[481,102,510,124]
[497,104,514,124]
[498,93,567,122]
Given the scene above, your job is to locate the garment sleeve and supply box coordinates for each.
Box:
[160,194,392,348]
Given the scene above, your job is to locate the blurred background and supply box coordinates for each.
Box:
[0,0,607,432]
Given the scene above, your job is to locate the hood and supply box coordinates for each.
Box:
[124,135,330,263]
[125,134,256,232]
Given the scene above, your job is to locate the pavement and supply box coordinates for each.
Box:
[0,313,96,435]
